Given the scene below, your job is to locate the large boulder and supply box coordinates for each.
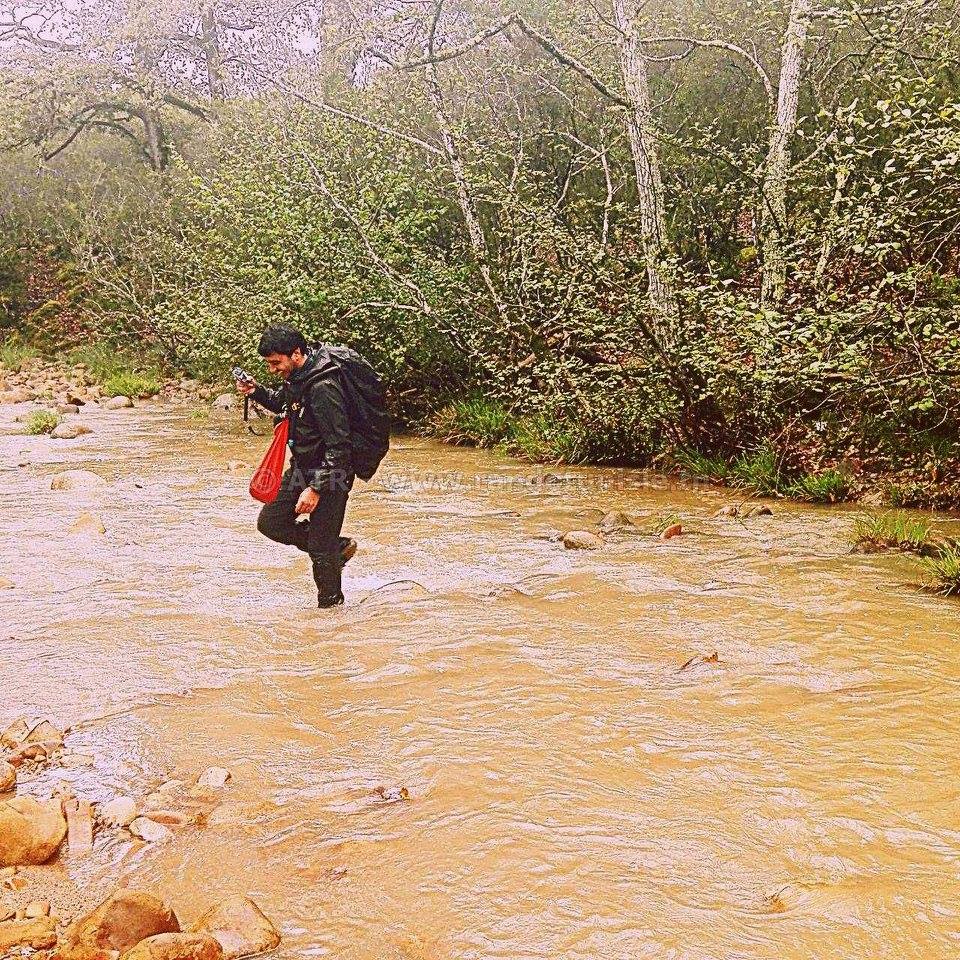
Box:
[211,394,236,411]
[51,470,107,491]
[100,795,137,827]
[104,395,134,410]
[121,933,223,960]
[56,890,180,960]
[191,896,280,960]
[0,796,67,866]
[0,916,57,951]
[0,760,16,792]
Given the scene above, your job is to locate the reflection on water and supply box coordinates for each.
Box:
[2,402,959,958]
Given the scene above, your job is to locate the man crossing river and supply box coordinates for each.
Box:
[236,325,359,608]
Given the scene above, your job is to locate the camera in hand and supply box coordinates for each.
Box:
[233,366,255,385]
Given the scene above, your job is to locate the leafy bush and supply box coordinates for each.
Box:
[24,410,60,434]
[850,512,936,554]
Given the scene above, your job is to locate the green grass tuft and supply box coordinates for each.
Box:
[102,371,160,399]
[24,409,60,435]
[0,336,38,373]
[789,469,851,503]
[850,511,935,555]
[674,448,730,483]
[645,511,682,535]
[427,396,512,448]
[729,445,784,496]
[921,541,960,596]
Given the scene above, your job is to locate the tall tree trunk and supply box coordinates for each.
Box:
[201,5,227,100]
[424,59,506,321]
[612,0,679,347]
[760,0,812,306]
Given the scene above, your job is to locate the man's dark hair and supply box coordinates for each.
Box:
[258,324,309,357]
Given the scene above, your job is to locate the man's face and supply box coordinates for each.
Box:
[264,349,305,380]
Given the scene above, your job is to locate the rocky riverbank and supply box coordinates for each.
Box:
[0,717,280,959]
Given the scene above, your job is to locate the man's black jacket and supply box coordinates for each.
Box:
[251,349,353,491]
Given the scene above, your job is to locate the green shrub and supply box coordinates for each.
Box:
[921,541,960,596]
[24,410,60,435]
[790,469,851,503]
[102,370,160,399]
[850,512,935,554]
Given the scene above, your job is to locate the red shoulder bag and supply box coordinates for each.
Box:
[249,418,290,504]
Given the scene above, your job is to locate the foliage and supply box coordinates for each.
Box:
[850,512,936,554]
[23,409,60,434]
[102,371,161,399]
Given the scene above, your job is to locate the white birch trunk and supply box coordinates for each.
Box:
[760,0,813,306]
[613,0,679,346]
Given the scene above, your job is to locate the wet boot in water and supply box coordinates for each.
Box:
[339,537,357,568]
[311,553,344,608]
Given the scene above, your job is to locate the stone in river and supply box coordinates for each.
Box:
[0,796,67,866]
[69,511,106,536]
[57,889,180,958]
[191,896,280,960]
[0,761,16,792]
[129,817,172,842]
[0,917,57,951]
[100,795,137,827]
[196,767,231,789]
[562,530,603,550]
[104,395,134,409]
[50,422,93,439]
[50,469,107,491]
[122,932,224,960]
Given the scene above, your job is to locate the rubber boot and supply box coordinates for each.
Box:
[311,553,344,608]
[339,537,358,568]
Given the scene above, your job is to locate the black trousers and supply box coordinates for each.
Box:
[257,467,354,602]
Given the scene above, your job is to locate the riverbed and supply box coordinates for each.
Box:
[2,401,959,958]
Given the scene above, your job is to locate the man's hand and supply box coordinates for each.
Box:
[295,487,320,515]
[236,378,257,396]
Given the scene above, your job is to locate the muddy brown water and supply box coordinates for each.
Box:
[2,401,960,959]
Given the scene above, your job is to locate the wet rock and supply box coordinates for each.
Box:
[100,795,137,827]
[598,510,636,533]
[24,899,50,918]
[129,817,172,842]
[65,797,94,855]
[0,578,12,589]
[743,505,773,518]
[56,403,81,415]
[562,530,603,550]
[660,523,683,540]
[104,395,134,410]
[24,719,64,747]
[69,511,106,536]
[0,916,57,950]
[57,889,180,958]
[191,896,281,960]
[50,469,107,491]
[122,932,224,960]
[211,394,236,411]
[713,505,740,518]
[0,761,16,792]
[0,718,28,749]
[50,422,93,440]
[197,767,231,789]
[0,796,68,866]
[373,785,410,803]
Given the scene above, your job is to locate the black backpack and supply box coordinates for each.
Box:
[316,343,390,481]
